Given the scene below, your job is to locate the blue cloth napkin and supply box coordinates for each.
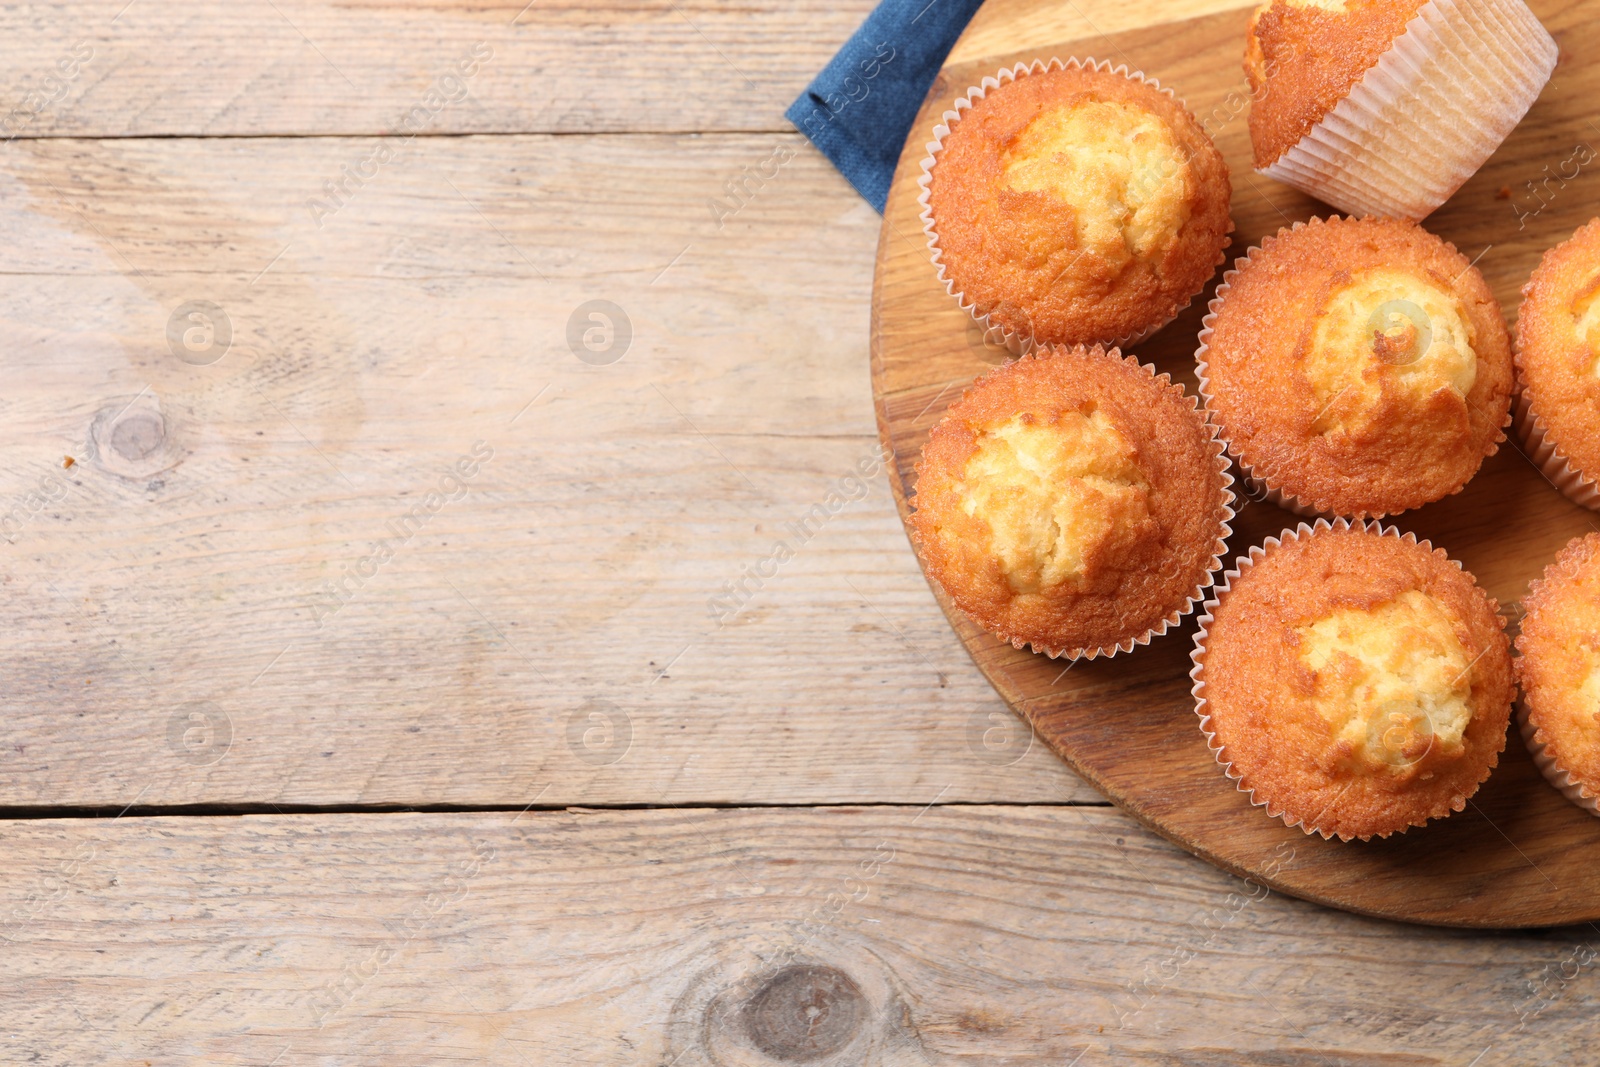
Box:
[786,0,986,212]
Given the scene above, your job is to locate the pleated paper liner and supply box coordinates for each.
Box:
[1190,518,1504,841]
[1513,387,1600,510]
[1195,218,1512,520]
[910,346,1236,662]
[1518,707,1600,818]
[1257,0,1557,221]
[916,57,1230,356]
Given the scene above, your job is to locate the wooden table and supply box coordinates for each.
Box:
[0,1,1595,1062]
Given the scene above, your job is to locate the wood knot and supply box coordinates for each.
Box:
[665,938,924,1066]
[109,411,165,462]
[742,966,865,1062]
[89,396,185,481]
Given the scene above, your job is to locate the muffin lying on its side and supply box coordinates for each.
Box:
[1246,0,1556,220]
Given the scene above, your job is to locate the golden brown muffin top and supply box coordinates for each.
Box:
[1517,533,1600,796]
[1198,524,1512,840]
[926,62,1232,348]
[909,345,1230,658]
[1515,218,1600,478]
[1245,0,1426,168]
[1202,216,1512,517]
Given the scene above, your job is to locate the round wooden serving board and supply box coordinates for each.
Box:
[871,0,1600,927]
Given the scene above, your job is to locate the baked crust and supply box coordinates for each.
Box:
[1198,524,1512,841]
[1202,216,1512,517]
[1246,0,1426,168]
[1517,533,1600,795]
[908,345,1230,658]
[926,64,1232,347]
[1515,218,1600,478]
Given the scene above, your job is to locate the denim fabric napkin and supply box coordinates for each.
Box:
[786,0,986,212]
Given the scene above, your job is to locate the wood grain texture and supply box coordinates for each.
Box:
[0,130,1114,809]
[2,0,1597,1056]
[872,0,1600,926]
[4,805,1599,1065]
[0,0,1300,141]
[949,0,1259,66]
[0,0,879,136]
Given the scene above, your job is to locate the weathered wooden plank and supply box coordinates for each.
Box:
[0,0,879,137]
[0,0,1268,140]
[0,805,1592,1064]
[0,132,1095,808]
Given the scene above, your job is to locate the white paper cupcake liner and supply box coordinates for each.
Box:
[1189,517,1499,841]
[913,346,1236,662]
[1259,0,1557,221]
[916,57,1229,356]
[1517,705,1600,818]
[1513,386,1600,510]
[1195,217,1511,519]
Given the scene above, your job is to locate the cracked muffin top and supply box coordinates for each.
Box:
[1196,523,1512,841]
[1200,216,1512,517]
[909,344,1231,659]
[925,61,1232,348]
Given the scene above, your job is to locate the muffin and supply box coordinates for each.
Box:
[1197,216,1513,517]
[1514,218,1600,509]
[1246,0,1557,221]
[1516,533,1600,816]
[908,344,1233,660]
[919,57,1232,354]
[1191,519,1513,841]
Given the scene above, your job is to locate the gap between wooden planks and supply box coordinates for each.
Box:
[0,0,1582,1058]
[0,0,1261,812]
[1,804,1595,1065]
[0,132,1099,809]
